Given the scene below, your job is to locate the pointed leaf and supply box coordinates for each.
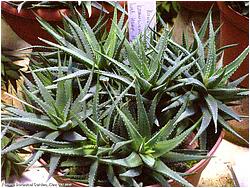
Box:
[54,70,90,82]
[151,171,170,187]
[38,38,96,68]
[178,78,207,92]
[228,74,249,87]
[153,118,201,157]
[157,51,196,85]
[21,86,57,121]
[223,47,249,80]
[139,154,155,168]
[47,154,61,181]
[107,165,122,187]
[207,69,225,88]
[152,159,193,187]
[74,115,96,142]
[1,117,57,130]
[62,131,87,142]
[112,140,133,153]
[218,116,248,144]
[26,131,60,167]
[218,102,241,122]
[1,131,47,154]
[30,69,55,107]
[100,152,143,168]
[89,160,99,187]
[205,14,216,78]
[135,83,151,138]
[37,146,96,156]
[205,94,218,133]
[88,117,125,143]
[174,106,195,125]
[191,106,212,144]
[119,168,141,177]
[191,22,205,75]
[161,151,208,162]
[95,50,135,78]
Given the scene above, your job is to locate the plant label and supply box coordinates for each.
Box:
[128,1,156,41]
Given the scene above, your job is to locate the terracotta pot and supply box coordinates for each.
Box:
[1,2,126,46]
[179,1,219,12]
[169,130,224,187]
[173,1,220,48]
[224,97,249,147]
[39,131,224,187]
[217,2,249,87]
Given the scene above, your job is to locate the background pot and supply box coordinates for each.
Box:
[217,1,249,147]
[1,2,126,46]
[173,1,220,47]
[39,131,224,187]
[217,1,249,87]
[224,97,249,147]
[179,1,219,12]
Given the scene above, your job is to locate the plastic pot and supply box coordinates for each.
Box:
[217,1,249,87]
[39,131,224,187]
[1,2,126,46]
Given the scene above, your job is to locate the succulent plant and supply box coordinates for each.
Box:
[163,10,249,149]
[36,80,208,187]
[1,125,27,181]
[1,53,102,180]
[1,50,29,93]
[1,7,129,184]
[1,7,248,187]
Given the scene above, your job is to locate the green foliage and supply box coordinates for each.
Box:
[1,52,101,177]
[1,50,28,94]
[164,10,249,148]
[1,125,27,181]
[1,7,248,187]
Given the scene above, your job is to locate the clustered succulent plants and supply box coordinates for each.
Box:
[1,4,249,187]
[1,126,27,181]
[1,50,29,94]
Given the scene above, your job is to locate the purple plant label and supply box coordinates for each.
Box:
[128,1,156,41]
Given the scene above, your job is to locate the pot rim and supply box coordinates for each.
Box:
[1,1,73,21]
[38,130,224,186]
[184,130,224,173]
[217,1,249,32]
[1,1,125,22]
